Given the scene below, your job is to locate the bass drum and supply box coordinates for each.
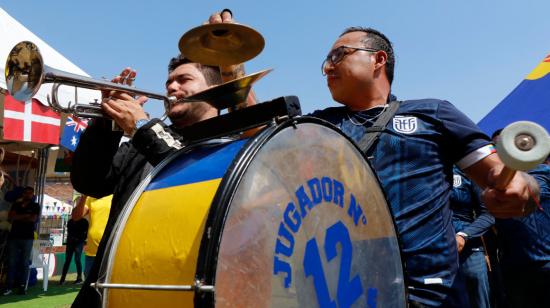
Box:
[99,117,406,307]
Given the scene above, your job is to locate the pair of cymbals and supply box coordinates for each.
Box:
[178,23,270,109]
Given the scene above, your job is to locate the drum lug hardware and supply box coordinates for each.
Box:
[88,281,215,292]
[273,115,290,124]
[195,279,215,293]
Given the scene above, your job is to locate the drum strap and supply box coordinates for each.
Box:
[357,100,401,154]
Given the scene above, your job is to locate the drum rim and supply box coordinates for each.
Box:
[193,116,407,306]
[98,137,236,306]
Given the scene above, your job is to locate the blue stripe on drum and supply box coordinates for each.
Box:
[145,139,247,191]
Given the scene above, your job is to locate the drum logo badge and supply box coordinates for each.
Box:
[392,116,418,134]
[453,174,462,188]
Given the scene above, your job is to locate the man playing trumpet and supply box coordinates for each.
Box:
[70,10,238,307]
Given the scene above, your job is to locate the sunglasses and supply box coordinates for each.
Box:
[321,45,378,75]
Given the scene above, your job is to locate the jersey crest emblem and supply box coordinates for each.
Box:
[392,116,418,134]
[453,175,462,187]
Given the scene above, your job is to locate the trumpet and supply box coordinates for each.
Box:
[5,41,177,118]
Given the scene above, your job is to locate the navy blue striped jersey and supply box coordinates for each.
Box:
[496,164,550,270]
[450,166,495,250]
[311,98,492,306]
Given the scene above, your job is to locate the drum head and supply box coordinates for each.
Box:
[198,119,406,307]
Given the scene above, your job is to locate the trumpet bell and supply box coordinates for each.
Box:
[5,41,45,102]
[178,23,264,66]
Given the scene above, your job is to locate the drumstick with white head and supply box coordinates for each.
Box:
[494,121,550,189]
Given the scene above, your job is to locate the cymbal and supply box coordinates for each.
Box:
[178,23,265,66]
[185,69,272,110]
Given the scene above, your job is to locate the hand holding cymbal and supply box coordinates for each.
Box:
[178,19,264,67]
[177,9,269,113]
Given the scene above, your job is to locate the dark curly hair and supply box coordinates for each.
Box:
[167,55,222,86]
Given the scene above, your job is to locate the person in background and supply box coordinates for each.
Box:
[495,163,550,308]
[59,204,88,285]
[3,186,40,295]
[492,129,550,308]
[450,166,495,308]
[70,194,112,279]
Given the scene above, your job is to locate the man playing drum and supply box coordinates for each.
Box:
[210,9,537,305]
[309,27,539,307]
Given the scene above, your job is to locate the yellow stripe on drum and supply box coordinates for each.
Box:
[107,178,222,308]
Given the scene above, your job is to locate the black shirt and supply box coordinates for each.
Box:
[66,218,89,245]
[9,200,40,239]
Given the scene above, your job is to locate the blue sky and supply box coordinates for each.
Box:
[1,1,549,122]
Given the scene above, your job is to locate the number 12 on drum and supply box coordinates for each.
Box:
[303,221,378,308]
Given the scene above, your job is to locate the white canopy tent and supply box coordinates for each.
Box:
[41,193,72,217]
[0,8,100,152]
[0,7,100,110]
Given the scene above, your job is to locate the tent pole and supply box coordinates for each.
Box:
[16,153,20,186]
[35,147,49,237]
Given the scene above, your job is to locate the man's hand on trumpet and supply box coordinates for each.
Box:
[101,68,149,136]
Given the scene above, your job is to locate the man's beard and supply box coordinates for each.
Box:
[168,101,212,128]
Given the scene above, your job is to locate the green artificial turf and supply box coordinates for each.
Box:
[0,273,81,308]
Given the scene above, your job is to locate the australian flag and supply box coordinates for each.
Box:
[60,116,88,152]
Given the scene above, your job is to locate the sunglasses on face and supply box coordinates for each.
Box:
[321,45,378,75]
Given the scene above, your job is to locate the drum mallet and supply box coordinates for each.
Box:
[495,121,550,189]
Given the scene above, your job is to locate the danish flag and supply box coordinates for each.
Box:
[3,93,61,144]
